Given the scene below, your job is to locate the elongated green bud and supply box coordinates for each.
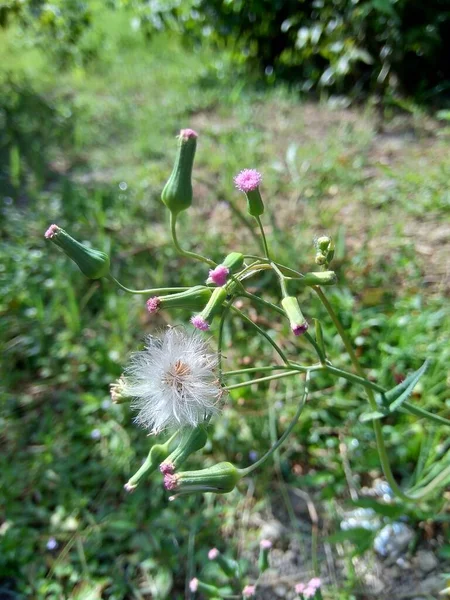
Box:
[208,548,239,578]
[164,462,241,496]
[281,296,308,336]
[191,287,228,331]
[189,578,221,597]
[124,433,177,492]
[146,286,212,314]
[161,128,197,215]
[44,224,110,279]
[258,539,272,573]
[160,425,208,474]
[298,271,337,287]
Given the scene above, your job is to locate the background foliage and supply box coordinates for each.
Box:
[1,2,449,599]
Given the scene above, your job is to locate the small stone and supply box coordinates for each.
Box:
[415,550,439,574]
[260,520,287,545]
[418,575,445,595]
[373,523,414,559]
[274,584,288,597]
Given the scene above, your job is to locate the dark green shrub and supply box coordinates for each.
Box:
[135,0,450,102]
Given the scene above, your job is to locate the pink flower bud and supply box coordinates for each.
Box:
[292,322,309,336]
[159,462,175,475]
[190,315,210,331]
[208,548,219,560]
[179,128,198,141]
[308,577,321,589]
[163,473,178,490]
[260,539,272,550]
[207,265,230,287]
[242,584,256,597]
[146,297,161,314]
[44,224,60,239]
[295,583,306,594]
[189,578,199,592]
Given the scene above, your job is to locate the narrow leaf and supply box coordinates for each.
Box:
[360,410,388,423]
[387,360,429,412]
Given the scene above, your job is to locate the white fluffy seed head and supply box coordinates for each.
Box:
[124,327,221,433]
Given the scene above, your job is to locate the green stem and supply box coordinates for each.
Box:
[170,213,215,267]
[108,276,188,295]
[239,372,310,476]
[315,286,447,502]
[225,370,301,391]
[223,365,291,376]
[231,306,289,365]
[255,215,271,260]
[244,255,305,278]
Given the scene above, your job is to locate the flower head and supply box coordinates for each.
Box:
[179,128,198,140]
[242,584,256,597]
[189,578,199,592]
[208,547,219,560]
[190,315,210,331]
[45,224,60,239]
[207,265,230,287]
[46,537,58,551]
[308,578,321,590]
[146,297,161,314]
[124,328,220,433]
[234,169,262,193]
[260,539,272,550]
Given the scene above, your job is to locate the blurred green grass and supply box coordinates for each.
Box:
[1,4,449,599]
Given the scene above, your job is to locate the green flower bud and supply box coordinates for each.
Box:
[146,286,212,314]
[189,578,221,597]
[161,128,198,215]
[44,224,110,279]
[314,236,334,267]
[258,539,272,574]
[124,434,176,492]
[299,271,337,287]
[316,236,331,252]
[160,425,208,473]
[281,296,308,336]
[222,252,244,273]
[164,462,241,496]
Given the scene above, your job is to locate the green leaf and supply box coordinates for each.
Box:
[386,360,429,412]
[359,410,388,422]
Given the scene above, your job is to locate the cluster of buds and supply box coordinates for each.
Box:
[44,128,338,505]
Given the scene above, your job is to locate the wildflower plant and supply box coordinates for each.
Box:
[45,128,450,596]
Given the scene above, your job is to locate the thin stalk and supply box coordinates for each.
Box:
[225,370,301,391]
[401,401,450,428]
[244,255,305,278]
[231,306,290,365]
[170,213,215,267]
[315,286,447,502]
[239,372,310,476]
[223,365,292,376]
[255,215,271,260]
[108,276,188,295]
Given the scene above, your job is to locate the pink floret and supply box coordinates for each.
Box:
[207,265,229,287]
[190,315,210,331]
[163,473,178,491]
[44,224,60,239]
[189,578,199,592]
[146,296,161,314]
[308,578,321,589]
[260,539,272,550]
[295,583,306,594]
[208,548,219,560]
[242,584,256,597]
[180,128,198,140]
[303,587,316,599]
[292,322,308,336]
[234,169,262,193]
[159,462,174,475]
